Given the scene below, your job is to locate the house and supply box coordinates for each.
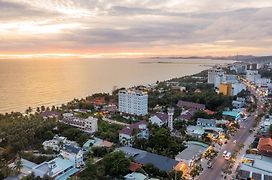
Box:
[177,100,205,110]
[82,137,113,151]
[124,172,148,180]
[31,157,79,179]
[61,113,98,133]
[260,116,272,133]
[175,141,208,167]
[257,138,272,157]
[232,97,246,108]
[118,147,179,172]
[60,144,84,168]
[42,135,78,152]
[237,154,272,179]
[186,126,205,138]
[119,121,149,146]
[149,112,168,127]
[177,109,196,121]
[223,110,241,121]
[196,118,216,127]
[40,111,61,119]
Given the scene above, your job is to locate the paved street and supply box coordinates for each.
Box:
[199,81,264,180]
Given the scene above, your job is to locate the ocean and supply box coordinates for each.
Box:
[0,58,234,113]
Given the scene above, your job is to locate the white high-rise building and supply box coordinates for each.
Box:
[208,68,225,88]
[246,70,260,83]
[167,107,174,131]
[118,89,148,116]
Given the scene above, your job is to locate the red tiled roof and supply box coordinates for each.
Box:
[129,162,142,172]
[204,109,216,115]
[177,100,205,110]
[258,138,272,155]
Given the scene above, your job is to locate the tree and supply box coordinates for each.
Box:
[15,158,22,174]
[269,125,272,138]
[102,151,130,177]
[190,164,203,179]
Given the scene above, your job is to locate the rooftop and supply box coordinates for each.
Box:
[118,147,178,172]
[33,157,74,177]
[177,100,205,110]
[240,154,272,176]
[153,112,168,123]
[119,120,147,136]
[63,144,81,154]
[175,141,208,164]
[222,111,240,118]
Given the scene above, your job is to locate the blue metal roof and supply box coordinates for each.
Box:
[64,144,81,154]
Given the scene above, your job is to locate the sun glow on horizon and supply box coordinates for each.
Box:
[0,0,272,58]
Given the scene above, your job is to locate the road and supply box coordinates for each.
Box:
[199,80,264,180]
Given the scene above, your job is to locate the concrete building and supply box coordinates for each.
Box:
[175,141,208,167]
[237,154,272,180]
[118,146,179,172]
[61,113,98,133]
[31,157,79,179]
[119,121,149,147]
[219,83,232,96]
[246,70,261,83]
[149,112,168,127]
[196,118,216,127]
[214,73,226,88]
[42,135,78,152]
[167,107,174,131]
[208,68,225,87]
[60,144,84,168]
[118,89,148,116]
[231,83,246,96]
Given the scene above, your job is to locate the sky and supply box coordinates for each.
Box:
[0,0,272,59]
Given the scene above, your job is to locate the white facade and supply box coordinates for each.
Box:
[208,68,225,87]
[214,73,226,88]
[231,83,246,96]
[167,108,174,131]
[61,114,98,133]
[246,70,261,83]
[118,89,148,116]
[149,115,165,127]
[60,145,84,168]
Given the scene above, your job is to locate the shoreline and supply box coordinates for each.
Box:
[0,61,233,114]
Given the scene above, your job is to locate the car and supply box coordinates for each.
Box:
[223,150,227,156]
[233,140,237,143]
[225,152,231,160]
[207,161,213,168]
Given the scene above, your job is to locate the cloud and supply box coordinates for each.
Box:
[0,0,272,57]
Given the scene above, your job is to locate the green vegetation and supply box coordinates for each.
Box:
[80,151,130,179]
[259,69,272,79]
[91,146,113,157]
[95,120,123,143]
[134,127,185,158]
[190,164,203,178]
[21,152,54,164]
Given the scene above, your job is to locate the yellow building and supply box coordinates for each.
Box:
[219,83,232,96]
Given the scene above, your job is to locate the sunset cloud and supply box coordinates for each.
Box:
[0,0,272,58]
